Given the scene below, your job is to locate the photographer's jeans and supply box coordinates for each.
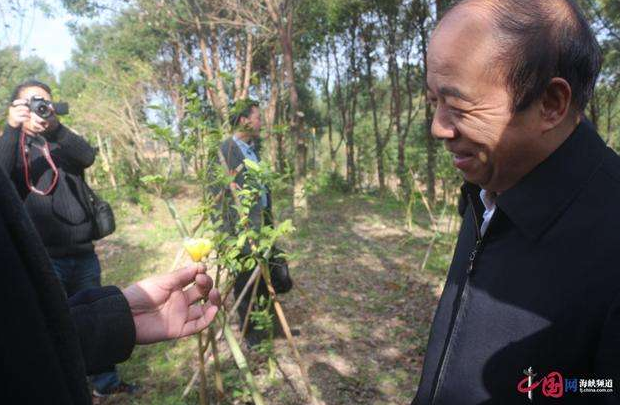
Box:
[51,252,121,394]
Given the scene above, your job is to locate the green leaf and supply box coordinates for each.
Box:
[243,158,261,172]
[140,174,165,185]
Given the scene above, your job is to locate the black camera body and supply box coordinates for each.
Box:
[27,96,69,119]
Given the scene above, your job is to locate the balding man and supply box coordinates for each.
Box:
[414,1,620,404]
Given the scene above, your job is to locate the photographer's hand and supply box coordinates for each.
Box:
[7,99,30,129]
[122,264,220,344]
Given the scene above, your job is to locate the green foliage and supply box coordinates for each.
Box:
[308,171,351,194]
[0,46,56,106]
[250,296,276,356]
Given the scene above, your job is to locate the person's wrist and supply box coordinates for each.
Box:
[121,284,139,315]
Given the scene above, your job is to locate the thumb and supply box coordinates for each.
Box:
[163,263,206,290]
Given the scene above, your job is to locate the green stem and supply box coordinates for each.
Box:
[165,198,190,238]
[220,315,265,405]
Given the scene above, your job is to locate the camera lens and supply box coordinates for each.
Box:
[35,103,51,118]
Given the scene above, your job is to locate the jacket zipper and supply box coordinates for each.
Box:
[466,193,483,275]
[431,193,486,404]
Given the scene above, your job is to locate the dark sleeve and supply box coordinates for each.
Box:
[53,125,96,169]
[0,125,20,176]
[593,292,620,404]
[68,285,136,374]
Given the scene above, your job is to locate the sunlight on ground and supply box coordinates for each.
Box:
[96,187,453,404]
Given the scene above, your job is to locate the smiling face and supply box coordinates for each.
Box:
[427,6,547,192]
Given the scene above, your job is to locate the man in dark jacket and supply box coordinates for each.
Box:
[0,157,220,404]
[219,99,292,347]
[0,80,132,396]
[414,0,620,404]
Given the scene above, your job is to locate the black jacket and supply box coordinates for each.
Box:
[413,122,620,404]
[0,124,97,258]
[0,162,135,405]
[219,136,273,237]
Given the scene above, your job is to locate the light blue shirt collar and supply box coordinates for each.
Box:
[232,134,267,208]
[233,135,257,158]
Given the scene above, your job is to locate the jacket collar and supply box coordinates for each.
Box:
[488,120,607,240]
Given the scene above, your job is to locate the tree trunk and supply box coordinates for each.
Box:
[234,29,253,100]
[170,40,188,175]
[266,0,307,213]
[363,29,386,191]
[345,20,359,190]
[420,5,436,204]
[240,30,253,99]
[96,132,117,189]
[266,49,280,171]
[590,90,599,131]
[388,23,403,195]
[207,24,230,120]
[234,32,244,100]
[194,17,228,121]
[324,44,336,173]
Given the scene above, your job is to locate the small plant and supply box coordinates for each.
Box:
[141,85,316,405]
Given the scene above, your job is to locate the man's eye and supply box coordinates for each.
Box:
[449,106,464,116]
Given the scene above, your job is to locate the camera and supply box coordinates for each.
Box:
[27,96,69,119]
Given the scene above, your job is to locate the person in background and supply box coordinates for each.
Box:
[0,80,136,398]
[218,99,293,348]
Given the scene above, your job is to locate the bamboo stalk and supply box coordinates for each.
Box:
[221,316,266,405]
[165,198,190,237]
[259,263,319,405]
[241,270,262,338]
[208,329,225,404]
[210,266,224,404]
[184,270,257,398]
[197,332,209,405]
[230,266,262,316]
[168,246,186,273]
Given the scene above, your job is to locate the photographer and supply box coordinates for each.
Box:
[0,80,136,398]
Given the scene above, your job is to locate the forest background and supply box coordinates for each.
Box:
[1,0,619,404]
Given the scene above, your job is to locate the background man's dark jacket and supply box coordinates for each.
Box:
[0,162,135,405]
[413,122,620,404]
[218,136,294,333]
[219,136,273,238]
[0,124,97,258]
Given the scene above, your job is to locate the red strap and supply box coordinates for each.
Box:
[20,131,59,196]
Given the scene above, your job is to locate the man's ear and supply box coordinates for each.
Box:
[539,77,573,132]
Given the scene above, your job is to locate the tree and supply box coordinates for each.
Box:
[0,47,56,106]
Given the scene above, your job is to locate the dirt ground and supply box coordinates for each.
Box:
[95,188,451,405]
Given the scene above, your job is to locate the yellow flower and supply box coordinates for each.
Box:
[183,238,213,262]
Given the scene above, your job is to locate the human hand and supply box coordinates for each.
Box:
[122,264,221,344]
[7,99,30,129]
[26,104,57,135]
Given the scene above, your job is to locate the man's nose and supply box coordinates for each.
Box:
[431,106,457,140]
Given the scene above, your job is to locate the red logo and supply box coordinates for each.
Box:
[517,370,564,398]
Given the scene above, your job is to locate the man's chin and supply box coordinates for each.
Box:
[461,170,492,188]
